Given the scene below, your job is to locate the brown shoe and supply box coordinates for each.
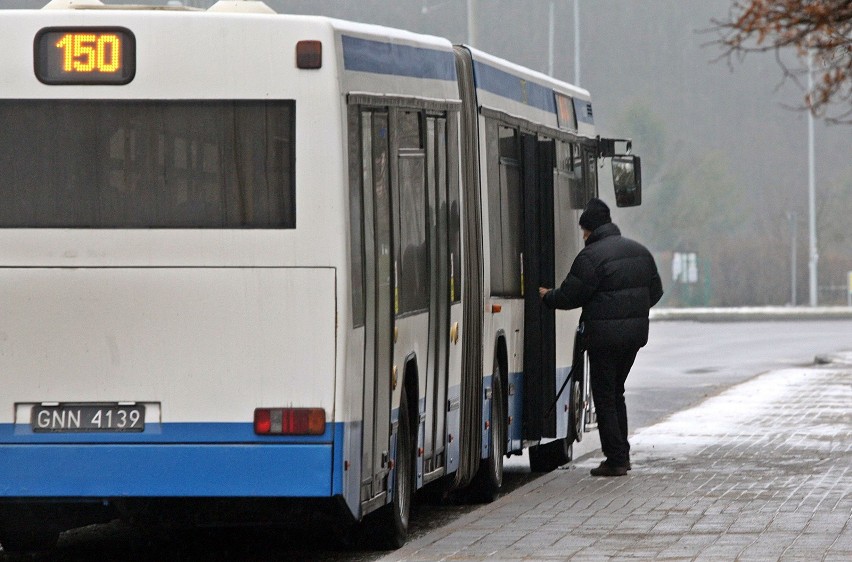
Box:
[590,461,628,477]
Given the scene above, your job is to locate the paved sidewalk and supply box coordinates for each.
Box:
[383,353,852,561]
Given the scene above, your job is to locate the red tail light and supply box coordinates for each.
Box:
[254,409,271,434]
[254,408,326,435]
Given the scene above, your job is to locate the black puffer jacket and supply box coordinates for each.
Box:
[544,222,663,351]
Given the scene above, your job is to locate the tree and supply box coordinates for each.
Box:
[713,0,852,123]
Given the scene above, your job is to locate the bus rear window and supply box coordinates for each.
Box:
[0,100,295,228]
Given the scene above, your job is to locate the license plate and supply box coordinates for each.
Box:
[31,404,145,433]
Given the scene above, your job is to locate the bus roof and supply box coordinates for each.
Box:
[467,46,590,101]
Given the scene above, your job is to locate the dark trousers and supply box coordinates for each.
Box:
[589,346,639,467]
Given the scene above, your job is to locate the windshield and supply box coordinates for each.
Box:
[0,100,295,228]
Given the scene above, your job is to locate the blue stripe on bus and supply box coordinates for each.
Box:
[472,60,556,114]
[342,35,457,81]
[0,422,345,498]
[1,422,333,444]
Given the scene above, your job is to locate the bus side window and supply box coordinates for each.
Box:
[446,112,462,304]
[583,147,598,201]
[558,142,578,210]
[554,140,579,274]
[486,120,522,297]
[568,142,586,209]
[348,106,366,328]
[395,110,428,315]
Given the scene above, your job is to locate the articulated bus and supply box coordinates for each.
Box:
[0,0,642,552]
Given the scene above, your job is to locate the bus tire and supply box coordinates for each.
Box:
[568,373,584,443]
[370,391,414,550]
[469,371,505,503]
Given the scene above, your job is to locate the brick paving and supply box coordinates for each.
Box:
[382,353,852,561]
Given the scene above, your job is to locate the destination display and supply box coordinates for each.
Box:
[34,27,135,85]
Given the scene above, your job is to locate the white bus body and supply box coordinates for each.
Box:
[0,0,640,551]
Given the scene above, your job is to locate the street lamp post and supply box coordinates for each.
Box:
[807,47,818,306]
[574,0,580,86]
[466,0,476,47]
[787,212,798,306]
[548,1,555,76]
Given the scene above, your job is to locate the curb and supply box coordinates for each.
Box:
[651,306,852,322]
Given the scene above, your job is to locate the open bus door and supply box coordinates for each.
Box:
[521,135,557,443]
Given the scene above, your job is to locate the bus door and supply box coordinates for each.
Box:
[521,135,557,440]
[423,115,451,477]
[360,110,394,504]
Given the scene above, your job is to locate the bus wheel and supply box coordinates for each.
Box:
[469,371,505,503]
[370,391,414,550]
[568,374,584,443]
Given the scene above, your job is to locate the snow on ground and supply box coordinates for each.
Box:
[629,357,852,465]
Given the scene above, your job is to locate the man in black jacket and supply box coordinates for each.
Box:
[539,198,663,477]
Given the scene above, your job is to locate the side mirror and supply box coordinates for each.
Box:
[612,155,642,207]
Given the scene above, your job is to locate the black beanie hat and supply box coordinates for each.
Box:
[578,198,611,231]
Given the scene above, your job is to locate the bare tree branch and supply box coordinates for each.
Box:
[711,0,852,124]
